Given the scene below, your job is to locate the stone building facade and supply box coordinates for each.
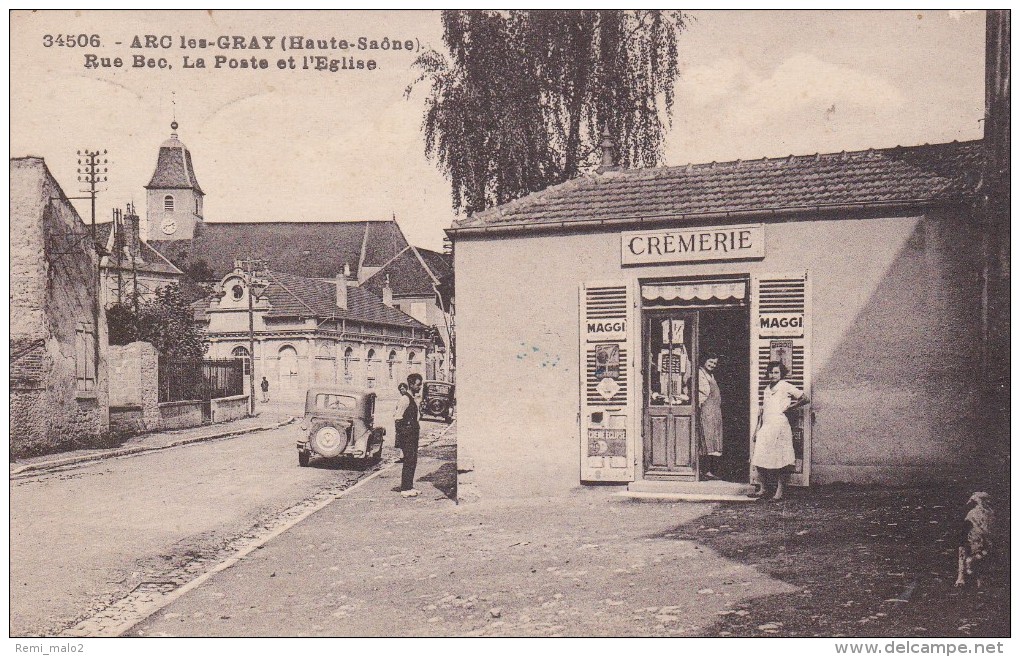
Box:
[98,204,184,307]
[361,245,455,381]
[10,157,109,457]
[199,266,431,403]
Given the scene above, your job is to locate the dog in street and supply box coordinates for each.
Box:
[955,492,994,589]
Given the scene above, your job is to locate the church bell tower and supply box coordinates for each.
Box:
[145,121,204,241]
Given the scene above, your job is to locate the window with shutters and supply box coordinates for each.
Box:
[754,277,807,401]
[580,281,635,483]
[583,286,629,406]
[76,322,96,391]
[751,272,811,483]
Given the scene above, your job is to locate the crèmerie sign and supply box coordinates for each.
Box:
[622,224,765,265]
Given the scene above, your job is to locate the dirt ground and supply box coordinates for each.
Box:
[668,484,1010,637]
[129,425,1009,638]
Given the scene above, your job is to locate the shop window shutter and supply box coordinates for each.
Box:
[579,281,636,482]
[750,271,812,485]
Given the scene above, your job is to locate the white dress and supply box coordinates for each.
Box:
[751,380,803,470]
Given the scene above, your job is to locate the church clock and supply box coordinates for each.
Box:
[160,218,178,235]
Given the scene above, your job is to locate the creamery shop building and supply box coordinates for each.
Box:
[448,140,987,499]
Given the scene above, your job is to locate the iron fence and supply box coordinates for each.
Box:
[158,358,245,404]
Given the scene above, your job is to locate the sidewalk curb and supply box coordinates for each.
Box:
[10,417,298,477]
[106,420,456,637]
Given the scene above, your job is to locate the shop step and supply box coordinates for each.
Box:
[617,479,757,502]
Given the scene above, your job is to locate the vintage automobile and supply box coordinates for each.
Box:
[419,380,455,423]
[297,387,386,467]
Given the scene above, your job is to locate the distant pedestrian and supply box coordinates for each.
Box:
[393,382,409,462]
[750,361,809,501]
[260,376,270,403]
[394,374,424,498]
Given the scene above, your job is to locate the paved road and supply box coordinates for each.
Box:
[9,419,373,636]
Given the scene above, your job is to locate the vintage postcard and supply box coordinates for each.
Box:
[8,9,1009,649]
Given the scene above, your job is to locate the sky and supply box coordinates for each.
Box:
[10,10,986,251]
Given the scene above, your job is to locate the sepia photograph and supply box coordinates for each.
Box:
[7,8,1010,650]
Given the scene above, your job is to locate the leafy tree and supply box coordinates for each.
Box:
[407,10,689,214]
[107,284,207,362]
[183,258,215,283]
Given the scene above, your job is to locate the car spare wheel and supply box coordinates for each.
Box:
[426,398,446,415]
[309,422,349,458]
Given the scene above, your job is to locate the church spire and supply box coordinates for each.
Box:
[145,114,205,241]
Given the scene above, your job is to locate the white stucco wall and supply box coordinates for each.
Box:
[454,211,983,498]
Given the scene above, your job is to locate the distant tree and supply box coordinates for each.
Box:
[407,10,690,214]
[184,258,215,282]
[106,302,139,347]
[106,284,207,362]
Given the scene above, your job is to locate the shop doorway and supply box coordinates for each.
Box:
[642,310,698,478]
[640,280,750,482]
[698,307,751,482]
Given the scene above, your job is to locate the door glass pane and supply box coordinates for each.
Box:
[649,314,692,407]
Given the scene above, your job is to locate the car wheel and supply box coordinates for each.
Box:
[309,422,349,458]
[426,398,446,417]
[298,450,310,467]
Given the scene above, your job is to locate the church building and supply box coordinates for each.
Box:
[144,120,204,242]
[138,121,455,383]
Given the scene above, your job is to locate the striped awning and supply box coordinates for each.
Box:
[641,281,747,303]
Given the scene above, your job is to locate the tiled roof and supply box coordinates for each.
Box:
[145,135,204,193]
[262,270,427,329]
[362,221,410,267]
[150,221,406,282]
[416,247,453,280]
[362,245,452,298]
[96,221,183,275]
[451,140,984,232]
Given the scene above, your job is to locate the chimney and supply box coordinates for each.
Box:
[344,262,357,286]
[125,202,141,261]
[599,128,616,170]
[112,207,123,257]
[382,275,393,307]
[335,268,348,311]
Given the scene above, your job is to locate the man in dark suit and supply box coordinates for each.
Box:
[394,373,424,497]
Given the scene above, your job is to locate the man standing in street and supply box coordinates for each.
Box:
[394,373,423,498]
[260,376,270,403]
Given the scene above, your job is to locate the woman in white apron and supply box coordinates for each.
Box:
[751,361,809,501]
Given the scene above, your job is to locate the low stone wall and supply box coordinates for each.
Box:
[109,405,145,435]
[211,395,249,423]
[158,400,205,431]
[108,342,160,431]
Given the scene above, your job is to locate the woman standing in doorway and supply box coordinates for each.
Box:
[697,352,724,480]
[751,361,809,501]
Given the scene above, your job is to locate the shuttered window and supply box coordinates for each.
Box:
[583,286,629,406]
[580,281,636,483]
[751,272,811,484]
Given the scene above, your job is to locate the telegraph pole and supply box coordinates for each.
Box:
[237,258,268,415]
[77,149,107,242]
[77,149,108,385]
